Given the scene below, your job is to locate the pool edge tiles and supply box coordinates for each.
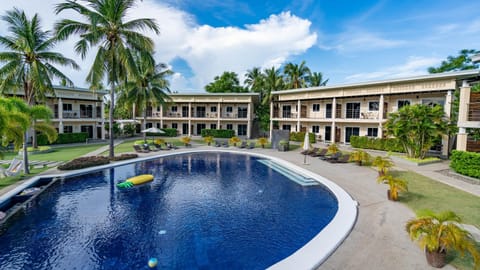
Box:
[0,149,358,269]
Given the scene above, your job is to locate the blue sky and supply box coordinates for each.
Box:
[1,0,479,92]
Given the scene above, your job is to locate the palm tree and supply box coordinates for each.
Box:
[55,0,160,158]
[377,173,408,201]
[283,61,310,89]
[263,66,284,105]
[0,8,78,171]
[372,156,394,177]
[0,98,29,159]
[244,67,265,93]
[117,52,172,142]
[406,209,480,268]
[307,71,329,87]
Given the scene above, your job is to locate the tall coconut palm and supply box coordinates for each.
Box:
[0,98,29,159]
[0,8,78,171]
[283,61,310,89]
[117,52,172,142]
[244,67,265,93]
[55,0,159,158]
[307,71,329,87]
[263,66,284,105]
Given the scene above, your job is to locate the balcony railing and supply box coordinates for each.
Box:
[61,110,96,119]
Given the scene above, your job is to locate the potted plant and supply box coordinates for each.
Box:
[372,156,394,177]
[349,150,371,166]
[327,143,339,155]
[377,173,408,201]
[180,136,191,147]
[204,136,214,146]
[229,136,241,147]
[257,137,268,148]
[406,209,480,268]
[278,140,289,151]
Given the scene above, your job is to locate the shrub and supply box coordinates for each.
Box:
[38,132,89,145]
[123,123,136,137]
[350,135,404,153]
[110,153,138,161]
[58,156,110,170]
[201,129,235,138]
[450,150,480,179]
[158,128,177,137]
[289,131,316,143]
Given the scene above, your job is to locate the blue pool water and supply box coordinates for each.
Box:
[0,152,338,269]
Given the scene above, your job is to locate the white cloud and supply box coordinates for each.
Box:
[345,56,442,82]
[0,1,318,92]
[332,31,406,52]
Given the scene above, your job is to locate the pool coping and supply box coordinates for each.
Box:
[0,149,358,269]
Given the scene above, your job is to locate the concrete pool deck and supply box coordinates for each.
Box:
[3,143,479,269]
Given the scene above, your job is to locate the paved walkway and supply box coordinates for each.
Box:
[1,142,479,269]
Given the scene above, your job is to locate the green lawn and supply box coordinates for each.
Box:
[393,170,480,270]
[2,144,107,162]
[0,167,50,189]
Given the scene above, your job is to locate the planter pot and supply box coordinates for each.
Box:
[425,249,447,268]
[387,190,397,201]
[355,160,362,166]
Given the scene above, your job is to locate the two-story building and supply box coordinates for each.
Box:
[139,93,259,138]
[3,86,107,140]
[270,70,480,155]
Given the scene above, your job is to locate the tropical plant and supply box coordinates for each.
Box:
[377,173,408,201]
[205,71,246,93]
[0,8,78,152]
[406,209,480,268]
[257,137,269,148]
[428,49,480,74]
[203,136,214,146]
[372,156,394,177]
[117,52,172,142]
[283,61,310,89]
[55,0,159,158]
[154,138,165,145]
[263,66,284,104]
[327,143,339,154]
[180,136,191,146]
[349,150,371,166]
[244,67,264,93]
[384,104,449,159]
[307,71,329,87]
[229,136,241,147]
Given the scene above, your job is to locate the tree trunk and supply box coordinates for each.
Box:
[23,131,29,174]
[32,120,38,149]
[109,85,115,158]
[425,249,447,268]
[143,108,147,143]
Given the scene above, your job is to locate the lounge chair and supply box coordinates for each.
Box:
[143,145,159,152]
[248,142,256,149]
[153,144,165,151]
[222,141,229,147]
[301,147,318,155]
[321,152,341,161]
[310,148,327,157]
[166,143,178,150]
[215,140,222,147]
[133,144,150,153]
[5,158,23,176]
[329,154,351,163]
[238,141,247,148]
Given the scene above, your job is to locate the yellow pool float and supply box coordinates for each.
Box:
[117,174,154,188]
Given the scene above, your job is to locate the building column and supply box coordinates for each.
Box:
[217,102,221,128]
[101,102,106,140]
[269,101,274,139]
[332,98,336,143]
[247,102,252,138]
[297,100,301,132]
[456,81,471,151]
[442,90,453,156]
[58,98,64,134]
[378,94,384,138]
[160,105,163,128]
[188,102,192,136]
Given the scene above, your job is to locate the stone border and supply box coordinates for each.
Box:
[0,149,358,269]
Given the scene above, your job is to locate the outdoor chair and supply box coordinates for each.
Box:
[143,144,159,152]
[215,140,222,147]
[329,154,351,163]
[5,158,23,177]
[321,152,341,161]
[301,147,318,155]
[166,143,178,150]
[238,141,247,148]
[222,141,229,147]
[248,142,256,149]
[310,148,328,157]
[133,144,150,153]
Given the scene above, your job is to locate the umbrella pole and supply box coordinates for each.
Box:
[304,153,307,164]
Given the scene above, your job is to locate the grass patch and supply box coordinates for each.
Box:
[392,170,480,270]
[0,167,50,189]
[2,144,107,162]
[402,156,441,164]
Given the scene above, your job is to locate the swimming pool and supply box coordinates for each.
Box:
[0,151,357,269]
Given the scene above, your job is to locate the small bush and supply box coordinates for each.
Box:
[201,129,235,138]
[450,150,480,179]
[110,153,138,161]
[158,128,177,137]
[58,156,110,170]
[350,135,404,153]
[38,132,89,145]
[289,132,316,143]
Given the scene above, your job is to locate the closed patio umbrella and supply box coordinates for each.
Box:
[303,131,310,164]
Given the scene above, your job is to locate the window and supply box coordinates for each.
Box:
[238,124,247,136]
[282,105,291,118]
[369,101,379,111]
[63,126,73,133]
[63,103,72,111]
[157,106,160,111]
[312,125,320,133]
[211,106,217,112]
[345,127,360,143]
[346,102,361,118]
[325,104,332,118]
[397,100,410,109]
[226,124,233,130]
[226,106,233,113]
[282,125,291,131]
[171,106,177,112]
[324,126,331,141]
[422,99,445,108]
[146,123,153,128]
[312,104,320,112]
[172,123,178,129]
[210,123,217,129]
[238,107,248,118]
[367,127,378,137]
[156,123,161,128]
[196,107,206,117]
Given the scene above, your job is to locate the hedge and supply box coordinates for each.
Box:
[350,135,404,153]
[450,150,480,179]
[289,131,316,143]
[201,129,235,138]
[159,128,177,137]
[38,132,89,145]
